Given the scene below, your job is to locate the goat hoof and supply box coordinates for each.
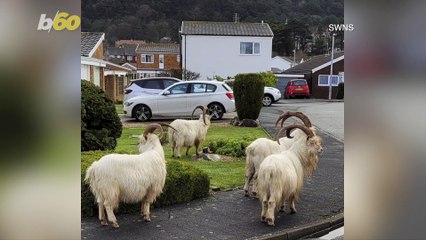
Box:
[100,220,108,226]
[279,208,285,213]
[144,216,151,222]
[266,218,275,226]
[261,216,266,222]
[252,191,257,196]
[244,190,249,197]
[290,208,297,214]
[112,222,120,228]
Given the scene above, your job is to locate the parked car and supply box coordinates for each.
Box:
[284,79,310,99]
[123,81,235,121]
[263,87,282,106]
[124,77,181,102]
[224,79,281,106]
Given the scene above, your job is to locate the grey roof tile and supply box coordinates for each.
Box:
[81,32,104,57]
[136,43,180,53]
[181,21,273,37]
[283,52,344,74]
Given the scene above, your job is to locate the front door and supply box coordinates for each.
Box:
[159,54,164,69]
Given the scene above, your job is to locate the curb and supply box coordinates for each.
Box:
[247,213,344,240]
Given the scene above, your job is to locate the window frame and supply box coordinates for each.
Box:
[318,74,341,87]
[240,42,261,55]
[141,54,154,63]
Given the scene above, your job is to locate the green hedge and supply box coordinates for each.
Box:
[259,72,277,87]
[81,152,210,217]
[234,73,265,120]
[207,137,257,157]
[81,80,122,151]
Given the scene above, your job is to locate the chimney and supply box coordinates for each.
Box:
[234,13,239,23]
[261,20,264,25]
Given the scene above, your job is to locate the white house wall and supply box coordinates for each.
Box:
[182,35,272,79]
[271,57,292,72]
[81,64,90,81]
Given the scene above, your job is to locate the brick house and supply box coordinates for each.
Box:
[135,43,181,78]
[281,52,344,99]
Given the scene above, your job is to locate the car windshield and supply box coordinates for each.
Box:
[293,80,307,86]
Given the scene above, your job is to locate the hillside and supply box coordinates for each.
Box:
[82,0,343,55]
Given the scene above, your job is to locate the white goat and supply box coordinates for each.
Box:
[243,112,316,196]
[168,105,211,158]
[84,123,176,228]
[257,125,322,226]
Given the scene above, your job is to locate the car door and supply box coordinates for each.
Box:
[186,83,215,114]
[156,83,189,116]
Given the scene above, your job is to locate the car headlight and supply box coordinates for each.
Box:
[124,102,133,107]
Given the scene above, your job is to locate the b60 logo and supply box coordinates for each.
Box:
[38,11,80,32]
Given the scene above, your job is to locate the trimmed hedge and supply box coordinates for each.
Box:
[81,152,210,217]
[234,73,265,120]
[207,137,257,157]
[259,72,278,87]
[336,82,344,99]
[81,80,122,151]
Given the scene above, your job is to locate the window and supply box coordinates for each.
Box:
[169,84,188,94]
[192,83,207,93]
[177,54,180,62]
[127,56,133,61]
[318,75,341,86]
[136,80,162,89]
[206,84,217,92]
[163,79,179,88]
[293,80,307,86]
[240,42,260,55]
[141,54,154,63]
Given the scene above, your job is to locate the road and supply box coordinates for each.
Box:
[82,99,344,239]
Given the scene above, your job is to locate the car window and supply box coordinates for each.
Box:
[206,84,217,92]
[169,84,188,94]
[191,83,207,93]
[163,79,178,88]
[293,80,307,86]
[222,83,232,91]
[143,80,162,89]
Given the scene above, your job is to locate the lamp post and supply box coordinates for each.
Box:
[328,33,336,100]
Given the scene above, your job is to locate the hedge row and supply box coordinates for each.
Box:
[81,151,210,217]
[234,73,265,120]
[207,137,258,157]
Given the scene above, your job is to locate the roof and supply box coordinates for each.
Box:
[282,52,344,74]
[115,39,146,47]
[136,43,180,53]
[180,21,274,37]
[81,56,132,72]
[81,32,105,57]
[106,47,124,56]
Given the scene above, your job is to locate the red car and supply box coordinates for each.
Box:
[284,79,310,99]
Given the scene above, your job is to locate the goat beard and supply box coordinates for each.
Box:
[305,149,319,176]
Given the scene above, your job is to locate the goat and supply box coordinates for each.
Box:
[243,112,315,196]
[257,125,322,226]
[168,105,211,158]
[84,123,176,228]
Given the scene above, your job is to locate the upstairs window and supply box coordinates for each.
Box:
[141,54,154,63]
[240,42,260,55]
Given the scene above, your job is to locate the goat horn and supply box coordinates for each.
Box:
[158,123,178,132]
[276,124,314,144]
[275,112,312,128]
[143,123,164,139]
[191,105,207,125]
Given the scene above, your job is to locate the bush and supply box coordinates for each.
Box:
[259,72,277,87]
[81,80,122,151]
[336,82,344,99]
[207,137,257,157]
[234,73,265,120]
[81,153,210,217]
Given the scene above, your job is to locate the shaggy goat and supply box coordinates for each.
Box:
[243,112,315,196]
[168,105,211,158]
[257,125,322,226]
[84,123,176,228]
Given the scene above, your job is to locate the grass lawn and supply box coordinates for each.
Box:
[115,104,123,114]
[83,125,270,190]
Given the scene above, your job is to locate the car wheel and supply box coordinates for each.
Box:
[263,94,273,106]
[133,104,152,122]
[208,103,225,120]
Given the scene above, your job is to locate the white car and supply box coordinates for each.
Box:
[124,77,181,102]
[263,87,282,106]
[124,81,236,121]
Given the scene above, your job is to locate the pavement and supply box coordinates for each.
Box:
[82,99,344,239]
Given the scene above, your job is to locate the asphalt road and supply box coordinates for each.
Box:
[82,99,344,239]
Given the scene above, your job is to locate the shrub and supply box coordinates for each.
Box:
[81,153,210,217]
[81,80,122,151]
[234,73,265,120]
[336,82,344,99]
[207,137,257,157]
[259,72,278,87]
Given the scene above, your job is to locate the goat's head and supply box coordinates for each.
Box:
[191,105,211,125]
[275,112,312,128]
[139,123,177,152]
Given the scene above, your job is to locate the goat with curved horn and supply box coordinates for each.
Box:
[191,105,207,125]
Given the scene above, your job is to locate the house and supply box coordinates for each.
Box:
[271,56,293,73]
[115,39,146,48]
[280,52,344,99]
[81,32,132,102]
[105,45,137,65]
[180,21,273,79]
[135,43,181,78]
